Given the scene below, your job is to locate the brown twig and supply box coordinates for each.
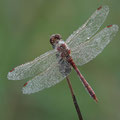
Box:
[66,76,83,120]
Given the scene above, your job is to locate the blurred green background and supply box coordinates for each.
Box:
[0,0,120,120]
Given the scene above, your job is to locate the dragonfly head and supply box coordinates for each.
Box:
[50,34,62,48]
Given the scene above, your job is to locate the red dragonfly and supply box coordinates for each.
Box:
[8,6,118,102]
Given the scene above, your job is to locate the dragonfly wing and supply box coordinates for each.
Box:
[66,5,109,49]
[71,25,119,66]
[22,63,66,94]
[7,50,57,80]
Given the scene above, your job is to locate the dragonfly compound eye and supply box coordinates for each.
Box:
[50,35,55,45]
[55,34,62,40]
[50,34,62,45]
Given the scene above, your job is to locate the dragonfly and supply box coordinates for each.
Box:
[7,5,118,102]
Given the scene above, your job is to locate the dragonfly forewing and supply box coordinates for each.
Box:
[71,25,119,66]
[66,5,109,49]
[7,50,57,80]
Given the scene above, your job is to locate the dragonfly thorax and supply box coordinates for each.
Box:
[55,40,70,56]
[54,39,72,77]
[55,40,72,76]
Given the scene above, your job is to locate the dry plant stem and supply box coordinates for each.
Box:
[66,76,83,120]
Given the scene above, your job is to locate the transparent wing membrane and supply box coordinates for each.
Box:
[22,63,66,94]
[66,6,109,49]
[71,25,119,66]
[7,50,57,80]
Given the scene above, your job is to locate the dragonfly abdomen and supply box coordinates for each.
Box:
[68,57,98,102]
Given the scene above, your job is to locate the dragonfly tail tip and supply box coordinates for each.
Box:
[95,98,98,103]
[92,94,98,103]
[94,96,98,103]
